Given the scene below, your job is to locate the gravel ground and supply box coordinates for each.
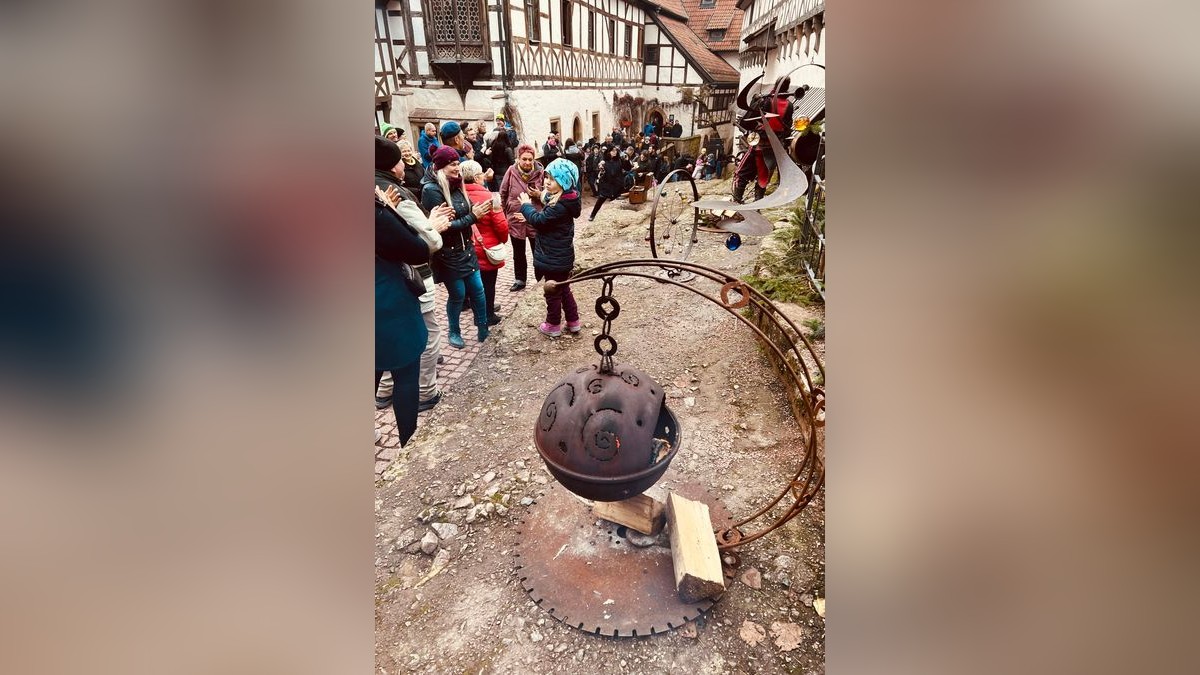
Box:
[376,176,825,674]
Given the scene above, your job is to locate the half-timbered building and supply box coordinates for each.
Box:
[735,0,825,96]
[374,0,744,149]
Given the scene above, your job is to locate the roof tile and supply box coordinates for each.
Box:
[657,15,741,83]
[677,0,745,52]
[642,0,689,20]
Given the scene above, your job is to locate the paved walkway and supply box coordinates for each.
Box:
[375,261,525,475]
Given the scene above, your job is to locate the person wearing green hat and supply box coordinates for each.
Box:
[380,122,402,143]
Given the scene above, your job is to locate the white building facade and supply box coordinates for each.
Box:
[374,0,742,147]
[735,0,825,92]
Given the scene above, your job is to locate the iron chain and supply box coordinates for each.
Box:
[594,276,619,373]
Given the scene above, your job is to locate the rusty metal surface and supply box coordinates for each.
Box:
[514,475,733,637]
[534,363,681,502]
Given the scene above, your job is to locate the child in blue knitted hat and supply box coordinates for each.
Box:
[518,158,583,337]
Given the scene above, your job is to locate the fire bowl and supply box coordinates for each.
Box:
[534,363,682,502]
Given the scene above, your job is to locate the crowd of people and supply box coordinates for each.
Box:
[375,110,751,446]
[374,113,586,447]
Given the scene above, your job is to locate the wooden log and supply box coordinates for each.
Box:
[593,494,665,536]
[666,492,726,602]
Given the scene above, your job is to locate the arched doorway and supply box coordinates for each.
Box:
[572,115,583,144]
[647,108,666,135]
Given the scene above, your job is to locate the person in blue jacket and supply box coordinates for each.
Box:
[518,158,582,338]
[417,122,440,170]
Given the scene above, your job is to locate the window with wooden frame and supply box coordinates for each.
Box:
[645,44,659,65]
[549,117,561,136]
[561,0,573,46]
[425,0,488,61]
[608,18,616,53]
[525,0,540,42]
[699,0,716,7]
[623,23,632,57]
[588,10,595,50]
[707,28,725,42]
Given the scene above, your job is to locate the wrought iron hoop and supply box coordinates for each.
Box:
[647,169,701,263]
[546,259,825,550]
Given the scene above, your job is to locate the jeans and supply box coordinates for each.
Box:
[444,271,487,337]
[375,361,420,446]
[537,267,579,326]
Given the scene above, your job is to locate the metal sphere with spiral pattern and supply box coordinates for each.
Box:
[534,362,681,501]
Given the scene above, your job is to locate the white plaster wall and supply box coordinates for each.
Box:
[737,28,825,95]
[772,30,825,88]
[506,88,637,147]
[389,83,727,147]
[388,87,502,140]
[717,50,740,73]
[640,85,697,133]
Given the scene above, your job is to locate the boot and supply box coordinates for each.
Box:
[477,325,489,342]
[753,184,766,201]
[447,311,465,349]
[732,179,748,204]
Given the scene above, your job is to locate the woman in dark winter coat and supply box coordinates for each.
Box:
[421,145,493,349]
[588,144,629,222]
[583,146,601,196]
[376,188,440,446]
[486,132,514,191]
[518,158,581,338]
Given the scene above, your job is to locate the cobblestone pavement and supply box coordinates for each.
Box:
[374,261,524,475]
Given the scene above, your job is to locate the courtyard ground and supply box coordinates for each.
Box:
[375,175,825,674]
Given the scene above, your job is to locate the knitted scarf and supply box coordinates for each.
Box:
[516,161,543,183]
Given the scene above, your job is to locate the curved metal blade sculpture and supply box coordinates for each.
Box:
[693,63,825,216]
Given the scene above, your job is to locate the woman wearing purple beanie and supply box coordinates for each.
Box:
[420,145,492,348]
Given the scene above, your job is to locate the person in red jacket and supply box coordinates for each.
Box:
[460,160,510,326]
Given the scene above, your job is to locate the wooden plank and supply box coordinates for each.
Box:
[593,494,665,535]
[666,492,725,603]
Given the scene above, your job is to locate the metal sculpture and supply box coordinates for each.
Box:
[534,363,682,502]
[514,476,733,637]
[646,170,773,281]
[517,260,824,638]
[543,260,825,550]
[705,63,825,213]
[646,169,701,282]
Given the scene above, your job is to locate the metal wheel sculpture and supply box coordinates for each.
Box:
[647,169,701,282]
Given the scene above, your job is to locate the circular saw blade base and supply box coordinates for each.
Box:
[514,475,732,637]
